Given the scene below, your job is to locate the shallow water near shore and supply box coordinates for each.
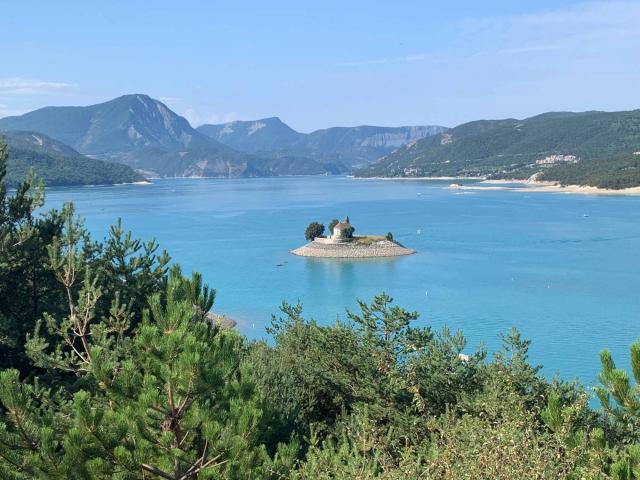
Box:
[44,176,640,387]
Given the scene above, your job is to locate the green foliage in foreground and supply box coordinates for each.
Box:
[3,138,640,478]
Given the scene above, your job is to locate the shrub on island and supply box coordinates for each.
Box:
[341,225,355,239]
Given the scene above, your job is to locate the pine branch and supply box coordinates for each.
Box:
[140,464,175,480]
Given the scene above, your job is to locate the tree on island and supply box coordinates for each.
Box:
[328,219,339,234]
[305,222,325,241]
[386,232,394,241]
[341,225,355,239]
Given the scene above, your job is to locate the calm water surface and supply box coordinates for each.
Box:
[44,177,640,387]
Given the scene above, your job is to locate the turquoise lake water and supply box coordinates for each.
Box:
[44,177,640,387]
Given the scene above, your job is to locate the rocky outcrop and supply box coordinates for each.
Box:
[204,312,237,329]
[291,239,415,258]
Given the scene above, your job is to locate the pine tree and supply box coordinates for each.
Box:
[0,138,66,372]
[0,138,168,375]
[611,445,640,480]
[94,218,170,325]
[597,339,640,435]
[596,339,640,479]
[1,237,296,478]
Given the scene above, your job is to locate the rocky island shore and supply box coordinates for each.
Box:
[292,237,415,258]
[292,216,415,258]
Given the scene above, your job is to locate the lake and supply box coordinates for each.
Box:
[44,177,640,387]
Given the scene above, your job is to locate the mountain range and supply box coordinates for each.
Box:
[1,130,144,187]
[4,94,639,189]
[356,109,640,188]
[197,118,446,168]
[0,95,444,181]
[0,95,261,179]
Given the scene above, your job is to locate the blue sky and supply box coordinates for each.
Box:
[1,0,639,131]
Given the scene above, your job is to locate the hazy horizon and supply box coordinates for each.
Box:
[2,0,639,132]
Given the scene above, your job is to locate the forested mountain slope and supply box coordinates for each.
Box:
[357,109,640,188]
[1,130,144,186]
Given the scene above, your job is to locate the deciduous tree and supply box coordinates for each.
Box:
[304,222,324,241]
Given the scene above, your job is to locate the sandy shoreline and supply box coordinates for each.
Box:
[474,179,640,196]
[355,175,640,195]
[353,176,487,181]
[356,176,640,196]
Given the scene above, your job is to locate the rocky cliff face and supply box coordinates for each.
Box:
[357,126,446,148]
[197,117,305,153]
[198,120,447,168]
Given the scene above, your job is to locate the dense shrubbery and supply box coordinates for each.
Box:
[2,139,640,478]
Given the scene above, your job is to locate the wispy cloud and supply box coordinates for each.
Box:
[334,1,640,73]
[157,96,238,126]
[0,103,25,119]
[332,52,433,68]
[0,77,78,95]
[422,0,640,124]
[494,45,568,56]
[158,96,181,104]
[459,0,640,58]
[181,108,238,126]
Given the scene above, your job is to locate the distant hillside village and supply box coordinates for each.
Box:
[535,154,578,166]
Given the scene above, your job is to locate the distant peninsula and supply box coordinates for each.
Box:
[291,217,415,258]
[1,130,145,187]
[355,109,640,190]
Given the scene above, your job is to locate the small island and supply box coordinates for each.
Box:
[291,216,415,258]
